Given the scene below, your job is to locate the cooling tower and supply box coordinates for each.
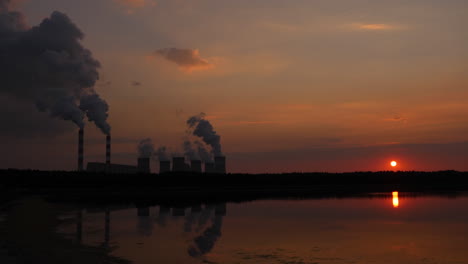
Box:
[78,128,84,171]
[159,160,171,173]
[205,162,215,173]
[172,157,186,172]
[214,156,226,174]
[138,157,151,174]
[191,160,202,173]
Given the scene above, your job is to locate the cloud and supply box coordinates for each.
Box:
[114,0,155,8]
[153,48,214,72]
[113,0,156,13]
[384,113,408,123]
[237,121,279,125]
[0,1,111,134]
[131,81,142,86]
[348,23,401,31]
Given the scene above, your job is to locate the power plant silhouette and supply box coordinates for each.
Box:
[80,129,226,174]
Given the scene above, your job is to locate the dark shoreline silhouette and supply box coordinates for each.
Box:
[1,169,468,206]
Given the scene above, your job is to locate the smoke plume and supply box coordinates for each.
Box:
[138,138,154,158]
[155,146,169,161]
[0,1,110,133]
[79,93,110,134]
[195,141,213,162]
[187,113,222,156]
[183,140,199,160]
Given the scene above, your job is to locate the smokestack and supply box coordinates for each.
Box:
[78,128,84,171]
[172,157,186,172]
[214,156,226,174]
[138,157,151,174]
[159,161,171,174]
[106,134,111,165]
[191,160,202,173]
[205,162,215,173]
[106,134,111,173]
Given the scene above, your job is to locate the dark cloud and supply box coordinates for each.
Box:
[154,48,213,71]
[131,81,141,86]
[0,1,110,134]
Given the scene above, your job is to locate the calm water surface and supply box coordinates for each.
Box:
[4,193,468,264]
[58,193,468,264]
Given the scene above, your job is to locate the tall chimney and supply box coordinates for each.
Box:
[78,128,84,171]
[106,134,111,171]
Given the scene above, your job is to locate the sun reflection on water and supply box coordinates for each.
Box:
[392,191,399,208]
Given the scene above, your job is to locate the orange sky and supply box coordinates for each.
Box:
[1,0,467,172]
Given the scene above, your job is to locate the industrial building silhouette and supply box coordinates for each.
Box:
[78,129,226,174]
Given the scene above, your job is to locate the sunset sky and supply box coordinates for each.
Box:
[1,0,467,172]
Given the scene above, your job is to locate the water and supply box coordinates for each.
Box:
[2,193,468,264]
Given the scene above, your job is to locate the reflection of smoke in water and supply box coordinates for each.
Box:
[185,205,224,258]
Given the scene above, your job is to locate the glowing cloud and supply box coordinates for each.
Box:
[114,0,156,12]
[348,23,401,31]
[154,48,214,72]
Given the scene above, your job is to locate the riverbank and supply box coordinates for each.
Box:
[1,169,468,205]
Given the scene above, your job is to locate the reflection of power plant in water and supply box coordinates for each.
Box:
[137,206,153,236]
[156,206,170,227]
[172,207,186,216]
[76,209,83,243]
[75,208,111,247]
[74,203,226,258]
[104,209,110,247]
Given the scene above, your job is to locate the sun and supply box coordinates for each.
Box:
[390,161,397,167]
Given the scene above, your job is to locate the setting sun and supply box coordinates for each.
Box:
[390,161,397,167]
